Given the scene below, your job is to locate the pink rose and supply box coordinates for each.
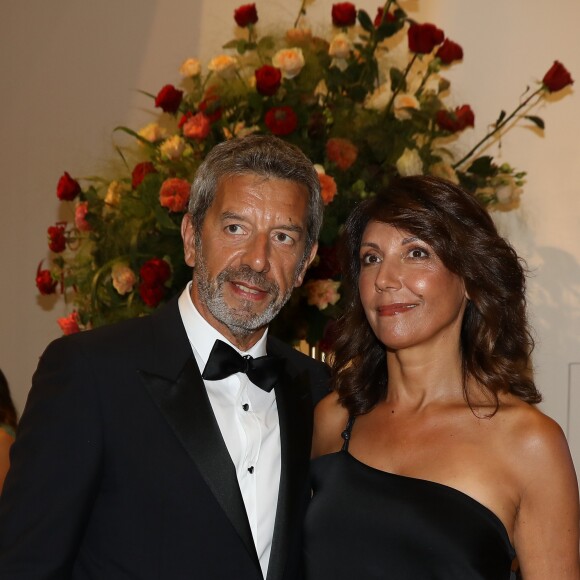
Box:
[74,202,91,231]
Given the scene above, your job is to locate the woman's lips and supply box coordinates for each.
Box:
[377,303,418,316]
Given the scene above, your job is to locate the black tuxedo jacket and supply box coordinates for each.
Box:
[0,298,329,579]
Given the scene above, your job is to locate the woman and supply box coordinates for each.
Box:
[304,176,579,579]
[0,369,18,494]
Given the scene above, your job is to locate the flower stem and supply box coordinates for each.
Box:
[385,53,417,116]
[453,86,544,169]
[293,0,308,28]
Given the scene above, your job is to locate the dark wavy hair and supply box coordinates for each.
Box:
[0,369,18,430]
[331,175,540,416]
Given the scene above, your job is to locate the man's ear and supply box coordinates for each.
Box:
[294,242,319,288]
[181,214,196,268]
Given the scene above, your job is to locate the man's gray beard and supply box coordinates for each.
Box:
[194,241,305,340]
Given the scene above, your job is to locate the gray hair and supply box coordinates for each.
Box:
[188,134,323,256]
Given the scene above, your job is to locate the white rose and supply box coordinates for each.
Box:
[207,54,238,78]
[160,135,186,160]
[111,263,137,295]
[328,33,352,59]
[364,83,392,111]
[272,48,305,79]
[396,148,424,176]
[179,57,201,78]
[393,94,420,120]
[104,180,127,206]
[494,175,522,210]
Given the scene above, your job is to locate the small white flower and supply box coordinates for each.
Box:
[160,135,186,161]
[111,263,137,295]
[393,94,420,120]
[328,33,352,59]
[364,83,392,111]
[272,48,305,79]
[207,54,238,78]
[104,180,127,206]
[179,57,201,78]
[138,122,167,143]
[396,148,424,176]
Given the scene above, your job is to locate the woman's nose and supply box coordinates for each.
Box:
[374,259,402,293]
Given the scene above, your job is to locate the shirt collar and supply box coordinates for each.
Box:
[178,283,269,366]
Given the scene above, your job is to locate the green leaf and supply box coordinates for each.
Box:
[467,156,496,177]
[222,39,239,49]
[525,115,545,130]
[113,126,156,149]
[495,110,506,127]
[357,9,374,33]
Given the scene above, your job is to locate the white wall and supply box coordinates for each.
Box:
[2,0,579,462]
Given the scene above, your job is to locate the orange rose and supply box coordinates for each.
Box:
[326,137,358,170]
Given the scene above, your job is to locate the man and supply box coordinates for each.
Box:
[0,135,329,579]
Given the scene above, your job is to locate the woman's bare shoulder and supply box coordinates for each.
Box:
[312,391,349,458]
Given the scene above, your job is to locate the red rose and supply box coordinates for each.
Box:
[131,161,157,189]
[234,3,258,27]
[255,65,282,96]
[140,258,171,286]
[436,105,475,133]
[36,264,57,295]
[154,84,183,114]
[48,224,66,253]
[332,3,357,27]
[264,106,298,136]
[159,178,190,213]
[182,112,211,140]
[542,61,574,92]
[139,283,166,308]
[57,311,80,335]
[199,93,222,123]
[374,7,396,27]
[56,171,81,201]
[435,38,463,65]
[408,22,444,54]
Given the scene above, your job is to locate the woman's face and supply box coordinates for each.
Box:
[358,220,468,351]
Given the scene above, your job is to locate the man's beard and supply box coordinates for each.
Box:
[193,241,305,340]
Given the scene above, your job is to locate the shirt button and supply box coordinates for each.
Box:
[242,403,249,411]
[248,466,254,474]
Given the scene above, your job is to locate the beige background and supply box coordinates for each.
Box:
[1,1,579,463]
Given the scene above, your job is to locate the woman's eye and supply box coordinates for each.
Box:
[361,253,380,265]
[407,247,429,259]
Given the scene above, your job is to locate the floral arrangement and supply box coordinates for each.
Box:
[36,1,573,348]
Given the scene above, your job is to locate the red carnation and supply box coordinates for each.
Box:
[435,38,463,65]
[436,105,475,133]
[332,3,357,27]
[542,61,574,93]
[154,84,183,114]
[255,65,282,96]
[47,224,66,253]
[140,258,171,286]
[182,112,211,141]
[408,22,445,54]
[159,178,190,213]
[36,264,57,295]
[234,4,258,27]
[56,171,81,201]
[131,162,157,190]
[264,106,298,136]
[374,7,396,27]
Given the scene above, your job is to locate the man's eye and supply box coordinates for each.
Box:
[274,232,294,245]
[225,224,244,234]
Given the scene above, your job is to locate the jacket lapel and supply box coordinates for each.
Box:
[266,342,313,580]
[138,298,260,571]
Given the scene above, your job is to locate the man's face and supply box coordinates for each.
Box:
[182,173,317,349]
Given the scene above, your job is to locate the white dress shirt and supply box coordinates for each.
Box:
[178,285,280,578]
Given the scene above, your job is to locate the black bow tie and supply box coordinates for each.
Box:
[201,339,284,392]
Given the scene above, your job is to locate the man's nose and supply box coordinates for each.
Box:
[241,232,270,273]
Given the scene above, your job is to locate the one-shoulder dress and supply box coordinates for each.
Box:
[304,417,516,579]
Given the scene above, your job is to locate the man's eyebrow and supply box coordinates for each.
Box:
[220,211,305,233]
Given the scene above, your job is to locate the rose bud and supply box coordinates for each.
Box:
[56,171,81,201]
[234,3,258,27]
[542,61,574,92]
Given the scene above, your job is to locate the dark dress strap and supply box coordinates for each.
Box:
[340,416,356,451]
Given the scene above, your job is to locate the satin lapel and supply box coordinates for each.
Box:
[139,356,260,571]
[267,368,313,580]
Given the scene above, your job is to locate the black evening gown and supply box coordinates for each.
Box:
[304,418,516,579]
